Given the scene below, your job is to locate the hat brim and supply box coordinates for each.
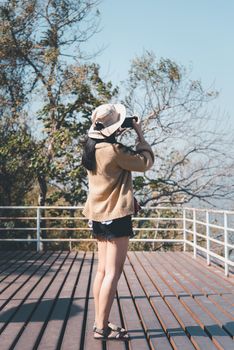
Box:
[88,104,126,139]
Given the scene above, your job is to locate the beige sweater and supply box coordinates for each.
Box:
[82,139,154,221]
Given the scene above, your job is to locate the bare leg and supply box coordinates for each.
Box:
[93,239,107,323]
[95,236,129,329]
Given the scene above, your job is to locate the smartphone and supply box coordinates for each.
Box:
[121,116,138,128]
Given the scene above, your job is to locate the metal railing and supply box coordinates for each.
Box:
[0,206,234,276]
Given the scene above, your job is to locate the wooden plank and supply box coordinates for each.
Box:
[192,296,234,338]
[0,251,37,279]
[37,251,85,349]
[117,257,150,349]
[168,252,234,293]
[165,296,218,350]
[0,251,25,261]
[128,252,195,350]
[163,253,234,314]
[82,252,105,350]
[0,252,51,294]
[0,251,16,260]
[208,294,234,318]
[181,297,234,348]
[148,252,234,350]
[0,250,232,349]
[0,251,30,274]
[106,297,126,350]
[0,251,65,349]
[12,252,73,350]
[167,254,234,326]
[135,252,216,350]
[184,252,234,284]
[157,252,233,314]
[172,252,234,293]
[0,252,60,333]
[103,257,126,350]
[0,252,53,311]
[124,253,172,349]
[61,252,101,350]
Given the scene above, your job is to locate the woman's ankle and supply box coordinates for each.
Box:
[95,320,108,329]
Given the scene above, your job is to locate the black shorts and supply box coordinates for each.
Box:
[92,215,135,240]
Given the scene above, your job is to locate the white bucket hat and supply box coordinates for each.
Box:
[88,103,126,139]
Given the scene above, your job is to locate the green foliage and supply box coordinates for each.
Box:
[0,0,118,206]
[0,120,36,205]
[133,176,145,191]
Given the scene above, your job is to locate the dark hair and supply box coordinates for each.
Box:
[82,133,117,171]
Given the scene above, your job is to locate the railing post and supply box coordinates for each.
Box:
[36,207,42,252]
[193,209,197,258]
[183,208,186,252]
[224,212,229,277]
[206,210,210,266]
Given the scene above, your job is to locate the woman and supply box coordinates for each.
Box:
[82,103,154,340]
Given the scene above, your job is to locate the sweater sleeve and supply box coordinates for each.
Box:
[114,140,154,172]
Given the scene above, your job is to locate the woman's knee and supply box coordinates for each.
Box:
[96,267,106,277]
[104,269,120,282]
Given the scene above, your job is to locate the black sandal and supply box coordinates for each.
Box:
[94,325,130,341]
[93,320,127,333]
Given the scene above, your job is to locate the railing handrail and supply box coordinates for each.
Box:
[1,205,234,214]
[0,206,234,276]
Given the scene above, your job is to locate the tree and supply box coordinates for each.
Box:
[0,0,117,206]
[0,119,36,206]
[122,52,234,208]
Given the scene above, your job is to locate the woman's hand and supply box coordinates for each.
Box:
[133,118,145,142]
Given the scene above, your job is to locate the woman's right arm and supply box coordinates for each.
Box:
[114,119,155,172]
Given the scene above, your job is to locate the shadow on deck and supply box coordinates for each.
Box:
[0,250,233,350]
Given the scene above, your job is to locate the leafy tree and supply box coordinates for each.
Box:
[0,0,117,206]
[0,119,36,205]
[122,52,234,208]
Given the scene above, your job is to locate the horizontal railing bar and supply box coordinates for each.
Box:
[195,231,211,240]
[193,219,225,230]
[194,231,223,243]
[206,223,226,230]
[185,241,234,266]
[0,228,91,231]
[0,238,184,242]
[1,205,234,214]
[201,247,226,262]
[0,227,183,232]
[0,234,234,249]
[0,206,184,210]
[0,216,183,222]
[0,228,37,231]
[0,206,84,209]
[41,217,88,220]
[183,207,234,214]
[185,229,199,235]
[0,217,37,220]
[185,229,234,248]
[206,238,234,249]
[0,238,38,241]
[186,228,216,237]
[41,238,185,242]
[185,218,227,230]
[134,217,183,221]
[205,236,223,245]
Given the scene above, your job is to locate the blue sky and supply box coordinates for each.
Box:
[86,0,234,122]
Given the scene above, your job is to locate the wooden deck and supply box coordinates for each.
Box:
[0,251,233,350]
